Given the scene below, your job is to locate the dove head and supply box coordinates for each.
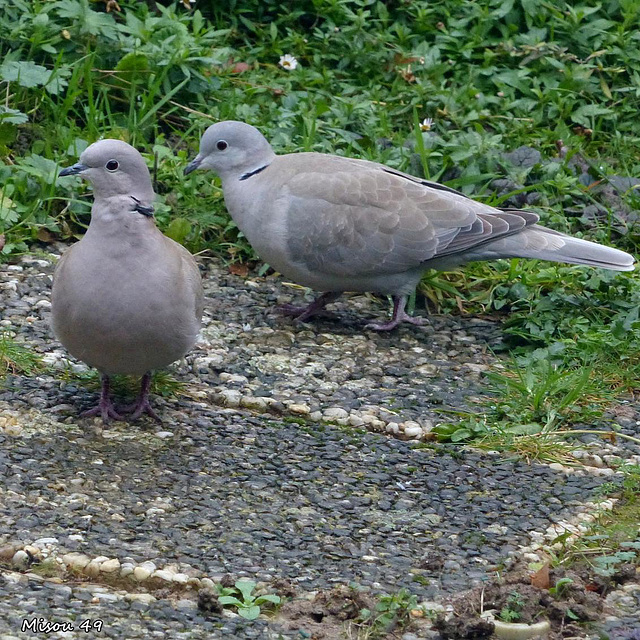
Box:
[60,139,155,205]
[184,121,276,180]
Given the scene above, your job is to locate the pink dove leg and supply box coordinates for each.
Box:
[277,291,342,322]
[81,374,124,423]
[365,295,428,331]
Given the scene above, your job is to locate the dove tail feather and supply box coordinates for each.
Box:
[490,225,635,271]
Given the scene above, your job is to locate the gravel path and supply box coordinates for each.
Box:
[0,249,638,639]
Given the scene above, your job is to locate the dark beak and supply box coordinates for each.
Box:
[131,197,154,217]
[184,156,202,175]
[59,162,89,177]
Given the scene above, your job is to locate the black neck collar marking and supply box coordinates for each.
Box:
[131,196,155,217]
[239,164,269,181]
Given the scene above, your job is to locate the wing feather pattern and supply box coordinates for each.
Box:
[283,157,538,277]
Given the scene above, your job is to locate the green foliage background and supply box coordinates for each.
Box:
[2,0,640,439]
[2,0,640,255]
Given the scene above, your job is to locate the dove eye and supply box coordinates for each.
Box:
[216,140,228,151]
[105,159,119,172]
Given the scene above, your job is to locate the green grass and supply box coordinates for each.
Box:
[2,0,640,456]
[57,367,185,399]
[554,464,640,586]
[352,587,423,639]
[0,333,43,377]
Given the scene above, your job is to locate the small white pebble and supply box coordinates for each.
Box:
[416,364,439,376]
[241,396,268,411]
[464,363,488,373]
[62,553,91,570]
[593,467,615,477]
[125,593,156,604]
[219,372,248,384]
[219,389,241,407]
[200,578,215,589]
[23,545,40,558]
[12,550,29,569]
[4,424,23,437]
[133,566,152,581]
[172,573,189,584]
[33,537,58,548]
[100,558,120,573]
[402,421,423,438]
[94,593,119,603]
[85,560,102,577]
[323,407,349,420]
[152,569,174,582]
[289,403,310,415]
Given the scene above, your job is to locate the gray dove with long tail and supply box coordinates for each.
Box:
[185,121,633,330]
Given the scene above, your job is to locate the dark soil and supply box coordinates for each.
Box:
[275,584,429,639]
[434,561,636,640]
[276,586,372,639]
[269,560,639,639]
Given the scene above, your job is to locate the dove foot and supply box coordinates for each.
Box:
[277,303,316,317]
[366,295,428,331]
[118,372,162,422]
[277,291,342,322]
[124,398,162,423]
[82,375,124,423]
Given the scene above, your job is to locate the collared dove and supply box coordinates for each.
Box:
[185,121,634,330]
[53,139,203,423]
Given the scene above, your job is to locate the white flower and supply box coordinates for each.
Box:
[420,117,434,132]
[279,54,298,71]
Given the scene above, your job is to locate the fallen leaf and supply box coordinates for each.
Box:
[399,66,416,83]
[224,59,251,74]
[530,562,550,589]
[393,53,423,65]
[231,62,250,73]
[572,125,593,137]
[600,76,613,99]
[37,228,56,243]
[229,263,249,277]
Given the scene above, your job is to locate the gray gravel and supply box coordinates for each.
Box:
[0,249,638,639]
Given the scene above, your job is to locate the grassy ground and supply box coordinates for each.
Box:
[2,0,640,447]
